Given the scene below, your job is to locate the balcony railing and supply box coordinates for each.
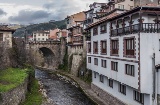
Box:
[111,23,160,36]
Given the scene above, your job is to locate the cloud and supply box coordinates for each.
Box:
[8,9,51,24]
[0,8,7,16]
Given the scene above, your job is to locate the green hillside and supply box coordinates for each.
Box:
[13,20,66,37]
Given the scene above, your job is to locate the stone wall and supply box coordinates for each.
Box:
[70,55,83,76]
[0,77,28,105]
[91,83,126,105]
[157,94,160,105]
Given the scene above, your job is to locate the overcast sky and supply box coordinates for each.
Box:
[0,0,107,24]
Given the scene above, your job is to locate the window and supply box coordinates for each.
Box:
[94,58,98,65]
[118,4,124,9]
[111,40,119,55]
[88,43,91,53]
[100,24,106,33]
[125,38,135,56]
[93,27,98,35]
[94,71,97,78]
[94,72,96,78]
[109,79,113,88]
[0,33,3,41]
[93,41,98,54]
[159,39,160,51]
[111,61,118,71]
[134,91,144,104]
[125,64,134,76]
[101,40,107,54]
[100,75,104,83]
[88,57,91,63]
[101,59,107,68]
[42,38,44,40]
[119,83,126,95]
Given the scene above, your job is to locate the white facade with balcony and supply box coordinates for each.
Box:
[86,7,160,105]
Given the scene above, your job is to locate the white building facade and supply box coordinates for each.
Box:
[86,7,160,105]
[32,31,49,41]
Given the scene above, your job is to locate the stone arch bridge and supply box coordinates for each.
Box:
[28,39,66,69]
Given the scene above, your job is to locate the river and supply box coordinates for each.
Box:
[35,69,95,105]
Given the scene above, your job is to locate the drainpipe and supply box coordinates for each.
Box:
[152,53,158,105]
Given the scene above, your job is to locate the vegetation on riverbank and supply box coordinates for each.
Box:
[0,68,28,92]
[20,65,43,105]
[20,79,42,105]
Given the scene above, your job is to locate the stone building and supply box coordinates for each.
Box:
[0,25,15,48]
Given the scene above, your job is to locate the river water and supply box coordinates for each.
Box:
[35,69,95,105]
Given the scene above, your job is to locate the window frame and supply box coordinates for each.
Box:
[133,90,144,104]
[94,72,96,78]
[88,57,91,63]
[109,79,113,88]
[88,42,91,53]
[111,61,118,71]
[125,64,135,76]
[0,33,3,42]
[93,27,98,35]
[100,24,107,34]
[99,75,104,83]
[94,58,98,66]
[111,39,119,55]
[93,41,98,54]
[119,83,126,95]
[101,59,107,68]
[101,40,107,54]
[125,38,135,56]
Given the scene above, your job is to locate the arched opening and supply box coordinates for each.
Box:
[38,47,55,67]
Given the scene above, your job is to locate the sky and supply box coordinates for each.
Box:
[0,0,107,24]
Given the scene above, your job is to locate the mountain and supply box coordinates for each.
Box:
[13,20,66,37]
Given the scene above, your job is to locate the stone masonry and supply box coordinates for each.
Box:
[0,77,28,105]
[91,83,126,105]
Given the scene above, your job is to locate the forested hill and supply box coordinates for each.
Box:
[13,20,66,37]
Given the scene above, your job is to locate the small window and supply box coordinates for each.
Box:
[109,79,113,88]
[101,40,107,54]
[88,43,91,53]
[94,58,98,65]
[125,64,135,76]
[100,75,104,83]
[93,27,98,35]
[111,61,118,71]
[94,72,96,78]
[159,39,160,51]
[125,38,135,56]
[101,59,107,68]
[119,83,126,95]
[134,91,144,104]
[100,24,107,33]
[88,57,91,63]
[0,33,3,41]
[93,41,98,54]
[111,40,119,55]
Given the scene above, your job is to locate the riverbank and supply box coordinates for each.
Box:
[36,66,107,105]
[0,68,29,105]
[56,71,107,105]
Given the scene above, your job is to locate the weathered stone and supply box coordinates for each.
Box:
[0,77,28,105]
[91,83,127,105]
[70,55,83,76]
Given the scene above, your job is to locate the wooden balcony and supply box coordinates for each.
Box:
[111,23,160,37]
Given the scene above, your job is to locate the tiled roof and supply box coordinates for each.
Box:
[86,13,119,29]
